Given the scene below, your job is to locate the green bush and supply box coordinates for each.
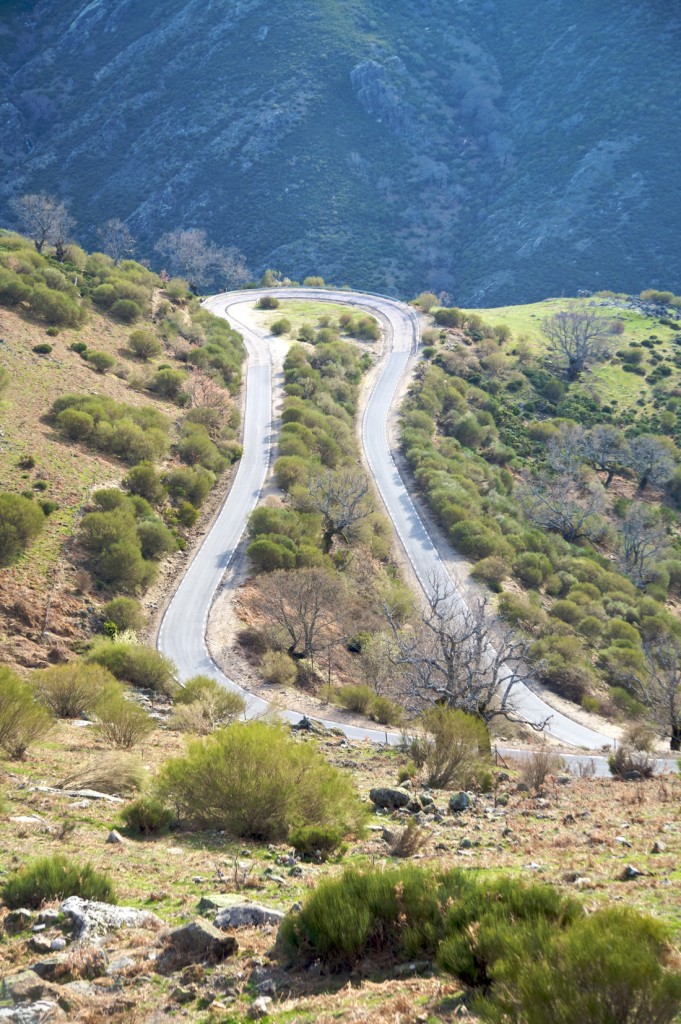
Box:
[260,651,297,686]
[336,684,374,714]
[164,466,214,507]
[270,318,291,336]
[369,695,404,726]
[172,676,246,733]
[482,907,681,1024]
[0,666,52,759]
[149,367,187,401]
[278,865,578,974]
[57,408,95,440]
[95,686,154,748]
[128,330,162,360]
[405,707,491,789]
[450,520,509,561]
[32,342,52,355]
[102,597,146,633]
[3,855,116,910]
[123,462,166,504]
[110,298,141,322]
[0,268,30,306]
[86,350,116,373]
[30,285,83,327]
[87,641,177,696]
[434,307,463,327]
[471,556,509,592]
[120,796,174,835]
[0,492,45,565]
[289,824,345,860]
[247,537,296,571]
[136,520,176,560]
[32,662,115,718]
[257,295,280,309]
[156,721,365,841]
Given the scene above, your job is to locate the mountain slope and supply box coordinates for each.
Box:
[0,0,679,302]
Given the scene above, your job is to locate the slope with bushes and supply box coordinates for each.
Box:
[0,230,243,671]
[402,293,681,739]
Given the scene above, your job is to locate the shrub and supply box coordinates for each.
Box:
[289,824,345,860]
[336,684,374,714]
[149,367,187,401]
[57,751,145,795]
[434,307,463,328]
[0,666,52,758]
[260,651,297,686]
[405,707,491,789]
[608,746,656,780]
[102,597,146,633]
[370,695,404,726]
[171,676,245,734]
[95,687,154,748]
[86,350,116,373]
[270,318,291,336]
[0,268,30,305]
[520,748,565,792]
[484,907,681,1024]
[0,492,46,565]
[32,662,115,718]
[471,556,508,592]
[120,797,174,835]
[128,330,162,360]
[30,286,82,327]
[247,537,296,571]
[32,342,52,355]
[388,819,429,858]
[450,521,508,561]
[156,721,365,841]
[164,466,214,507]
[110,299,141,322]
[136,520,176,560]
[3,856,116,910]
[57,408,95,440]
[124,462,166,504]
[86,640,177,696]
[257,295,280,309]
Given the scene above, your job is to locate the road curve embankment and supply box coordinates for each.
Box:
[158,287,615,751]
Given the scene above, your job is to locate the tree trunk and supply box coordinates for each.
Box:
[605,468,615,487]
[638,472,649,492]
[567,357,583,381]
[671,724,681,752]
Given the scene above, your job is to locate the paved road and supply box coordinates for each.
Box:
[158,288,615,750]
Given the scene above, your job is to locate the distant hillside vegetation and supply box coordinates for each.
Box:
[0,1,679,302]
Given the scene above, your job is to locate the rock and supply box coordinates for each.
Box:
[449,792,471,813]
[29,938,53,955]
[32,924,46,933]
[2,972,57,1004]
[621,864,644,880]
[435,842,448,851]
[0,1001,65,1023]
[248,996,272,1019]
[516,782,530,793]
[167,920,238,963]
[289,865,303,878]
[496,772,510,783]
[496,793,509,807]
[170,986,196,1004]
[214,902,285,931]
[50,939,66,952]
[418,792,434,806]
[651,841,666,854]
[369,787,411,810]
[622,771,642,782]
[615,836,632,848]
[106,830,125,844]
[4,909,34,934]
[37,911,60,927]
[60,896,162,940]
[106,956,134,976]
[458,837,473,849]
[556,774,571,785]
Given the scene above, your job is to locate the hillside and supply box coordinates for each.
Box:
[0,1,680,302]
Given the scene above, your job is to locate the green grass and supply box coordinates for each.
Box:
[253,299,376,338]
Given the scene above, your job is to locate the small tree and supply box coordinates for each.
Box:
[98,218,135,265]
[414,292,438,312]
[621,635,681,750]
[541,308,614,380]
[518,470,604,543]
[302,467,372,552]
[155,228,248,291]
[259,568,346,664]
[618,503,670,586]
[627,434,677,491]
[10,193,75,257]
[584,424,630,487]
[388,574,538,728]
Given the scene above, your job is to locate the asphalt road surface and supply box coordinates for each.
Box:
[157,288,618,752]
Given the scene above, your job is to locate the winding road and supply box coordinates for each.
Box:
[158,288,615,752]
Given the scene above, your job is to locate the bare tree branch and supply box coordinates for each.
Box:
[259,568,346,666]
[301,466,373,553]
[10,192,75,259]
[98,218,135,265]
[541,307,615,380]
[618,503,670,586]
[155,228,249,291]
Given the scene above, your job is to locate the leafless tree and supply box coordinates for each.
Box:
[154,228,249,291]
[627,434,677,492]
[541,308,614,380]
[98,218,135,265]
[623,636,681,750]
[10,192,75,258]
[546,423,588,477]
[618,503,670,586]
[518,470,605,543]
[583,424,630,487]
[259,568,346,665]
[301,466,373,553]
[386,574,542,728]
